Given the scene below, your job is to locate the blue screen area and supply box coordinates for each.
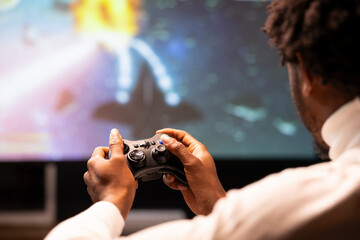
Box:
[0,0,314,161]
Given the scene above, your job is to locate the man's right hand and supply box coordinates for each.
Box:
[83,129,138,220]
[156,128,226,216]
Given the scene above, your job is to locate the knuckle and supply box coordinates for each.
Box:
[178,130,188,138]
[87,159,96,170]
[93,146,103,154]
[83,172,90,185]
[178,129,187,135]
[172,140,185,153]
[198,143,209,152]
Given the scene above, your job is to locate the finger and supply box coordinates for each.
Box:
[109,128,124,159]
[159,134,197,166]
[164,173,175,183]
[157,128,201,149]
[83,171,90,187]
[135,180,139,189]
[162,174,188,191]
[91,146,108,158]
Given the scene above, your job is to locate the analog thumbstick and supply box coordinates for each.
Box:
[152,145,168,164]
[128,150,146,167]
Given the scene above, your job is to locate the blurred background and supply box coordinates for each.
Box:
[0,0,319,239]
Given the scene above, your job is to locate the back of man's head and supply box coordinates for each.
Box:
[263,0,360,95]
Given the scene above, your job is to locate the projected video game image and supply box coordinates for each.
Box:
[0,0,314,161]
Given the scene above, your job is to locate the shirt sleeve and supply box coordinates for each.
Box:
[45,149,360,240]
[123,149,360,240]
[45,201,124,240]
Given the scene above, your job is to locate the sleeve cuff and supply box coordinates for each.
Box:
[85,201,125,237]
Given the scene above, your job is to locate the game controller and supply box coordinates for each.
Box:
[118,134,188,185]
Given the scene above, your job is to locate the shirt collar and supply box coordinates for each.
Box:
[321,97,360,160]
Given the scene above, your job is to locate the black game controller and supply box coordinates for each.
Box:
[119,134,188,185]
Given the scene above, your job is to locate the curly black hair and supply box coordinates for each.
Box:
[263,0,360,93]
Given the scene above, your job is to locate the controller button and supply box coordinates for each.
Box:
[150,141,156,145]
[128,150,146,167]
[134,144,139,148]
[158,140,164,145]
[139,141,151,148]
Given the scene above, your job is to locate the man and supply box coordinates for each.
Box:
[46,0,360,239]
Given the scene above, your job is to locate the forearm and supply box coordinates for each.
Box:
[122,202,229,240]
[45,195,233,240]
[121,218,217,240]
[45,201,124,240]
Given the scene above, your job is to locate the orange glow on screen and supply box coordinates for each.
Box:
[71,0,141,35]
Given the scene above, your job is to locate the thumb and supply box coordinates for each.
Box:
[109,128,124,158]
[160,134,195,166]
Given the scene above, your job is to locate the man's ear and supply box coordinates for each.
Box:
[296,52,321,97]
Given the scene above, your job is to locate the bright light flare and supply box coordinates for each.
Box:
[71,0,141,36]
[0,41,97,115]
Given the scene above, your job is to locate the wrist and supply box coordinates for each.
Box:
[204,181,226,215]
[102,187,137,220]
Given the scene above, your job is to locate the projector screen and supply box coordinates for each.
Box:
[0,0,314,161]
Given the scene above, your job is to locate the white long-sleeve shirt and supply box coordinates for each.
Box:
[46,97,360,240]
